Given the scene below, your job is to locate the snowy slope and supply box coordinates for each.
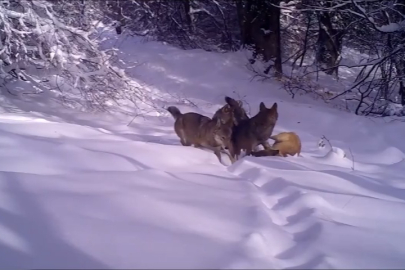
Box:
[1,26,405,269]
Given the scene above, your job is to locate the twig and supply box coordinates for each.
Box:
[321,135,333,149]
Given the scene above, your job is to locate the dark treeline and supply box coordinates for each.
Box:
[1,0,405,116]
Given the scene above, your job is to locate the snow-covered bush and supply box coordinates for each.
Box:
[0,0,142,111]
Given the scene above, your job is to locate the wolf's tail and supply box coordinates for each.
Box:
[167,106,182,120]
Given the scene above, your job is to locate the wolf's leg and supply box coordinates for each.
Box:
[226,141,239,162]
[213,148,223,164]
[226,142,236,163]
[202,145,223,164]
[193,143,202,148]
[201,145,226,165]
[179,130,192,146]
[180,139,192,146]
[220,147,235,163]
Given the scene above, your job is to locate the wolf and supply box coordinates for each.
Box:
[219,96,274,152]
[211,96,249,154]
[167,106,234,164]
[251,132,302,158]
[228,101,279,161]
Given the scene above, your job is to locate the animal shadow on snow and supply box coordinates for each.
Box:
[245,156,405,203]
[275,221,325,269]
[0,128,152,172]
[0,91,180,147]
[322,169,405,202]
[0,172,108,268]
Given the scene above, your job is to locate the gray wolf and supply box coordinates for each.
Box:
[228,101,279,161]
[167,106,234,164]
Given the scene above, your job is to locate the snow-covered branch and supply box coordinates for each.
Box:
[0,0,143,111]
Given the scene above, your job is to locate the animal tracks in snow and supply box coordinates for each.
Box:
[228,160,333,269]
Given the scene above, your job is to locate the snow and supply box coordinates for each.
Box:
[1,25,405,269]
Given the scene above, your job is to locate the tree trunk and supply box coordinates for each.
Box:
[394,5,405,105]
[399,79,405,106]
[266,0,282,75]
[395,50,405,105]
[316,11,343,77]
[183,0,193,32]
[299,13,312,67]
[236,0,254,48]
[238,0,283,75]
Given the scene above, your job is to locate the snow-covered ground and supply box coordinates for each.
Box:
[1,26,405,269]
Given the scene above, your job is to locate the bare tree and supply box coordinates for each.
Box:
[237,0,283,76]
[276,0,405,116]
[314,2,344,77]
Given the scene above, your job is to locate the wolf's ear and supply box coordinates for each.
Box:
[259,102,267,111]
[216,117,222,127]
[238,100,243,107]
[270,102,278,111]
[225,96,239,108]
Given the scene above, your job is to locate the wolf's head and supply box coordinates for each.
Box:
[213,96,249,127]
[212,117,233,147]
[258,102,278,125]
[250,101,279,141]
[225,96,249,125]
[212,103,233,125]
